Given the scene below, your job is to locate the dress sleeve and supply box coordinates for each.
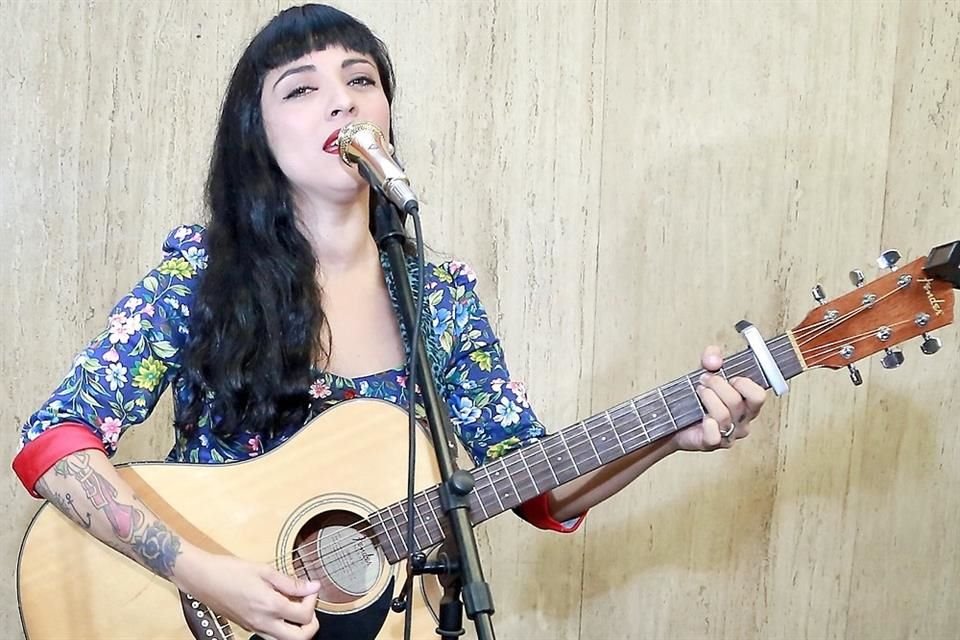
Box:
[12,225,206,497]
[437,261,585,533]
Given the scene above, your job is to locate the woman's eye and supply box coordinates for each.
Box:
[348,76,376,87]
[283,85,315,100]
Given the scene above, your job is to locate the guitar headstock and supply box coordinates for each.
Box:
[791,241,960,372]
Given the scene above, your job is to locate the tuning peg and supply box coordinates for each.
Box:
[849,269,865,287]
[847,364,863,386]
[811,284,827,305]
[876,249,902,271]
[881,348,905,369]
[920,333,942,355]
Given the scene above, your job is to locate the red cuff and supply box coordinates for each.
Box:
[13,423,107,498]
[516,493,586,533]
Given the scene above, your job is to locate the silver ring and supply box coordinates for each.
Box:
[719,422,736,438]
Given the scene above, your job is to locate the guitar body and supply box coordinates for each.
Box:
[18,399,447,640]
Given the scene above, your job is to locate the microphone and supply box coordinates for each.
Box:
[338,121,419,214]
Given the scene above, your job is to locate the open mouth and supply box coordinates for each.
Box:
[323,128,341,155]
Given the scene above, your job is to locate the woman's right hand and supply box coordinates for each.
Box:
[172,545,321,640]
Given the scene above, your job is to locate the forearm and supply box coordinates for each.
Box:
[34,450,195,581]
[546,436,679,522]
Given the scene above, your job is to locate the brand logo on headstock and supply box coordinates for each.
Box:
[919,278,945,316]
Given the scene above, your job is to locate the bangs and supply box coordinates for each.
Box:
[247,4,394,96]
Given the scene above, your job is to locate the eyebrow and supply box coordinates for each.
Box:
[272,58,376,89]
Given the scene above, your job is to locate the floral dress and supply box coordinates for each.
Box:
[16,225,547,479]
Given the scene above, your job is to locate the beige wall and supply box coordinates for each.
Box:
[2,0,959,638]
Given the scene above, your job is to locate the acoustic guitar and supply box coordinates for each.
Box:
[17,244,959,639]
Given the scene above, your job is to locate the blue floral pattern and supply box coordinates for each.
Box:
[18,226,546,467]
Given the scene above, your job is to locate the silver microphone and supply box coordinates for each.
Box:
[337,121,419,214]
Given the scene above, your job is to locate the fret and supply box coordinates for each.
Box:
[662,378,702,428]
[538,439,561,487]
[583,419,605,463]
[566,422,602,471]
[656,387,679,434]
[518,451,540,496]
[471,475,491,520]
[590,413,620,464]
[542,434,579,485]
[684,373,698,394]
[558,430,582,476]
[605,409,627,457]
[382,504,405,557]
[684,375,706,424]
[424,489,445,526]
[750,351,770,388]
[389,502,422,552]
[410,498,428,547]
[483,465,506,512]
[627,398,652,445]
[414,492,442,543]
[370,510,399,561]
[517,440,557,499]
[501,459,522,507]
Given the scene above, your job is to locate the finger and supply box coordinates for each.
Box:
[731,377,766,420]
[296,615,320,640]
[264,570,321,597]
[276,591,319,626]
[700,345,723,373]
[697,384,733,432]
[700,415,724,448]
[700,373,746,424]
[258,619,297,640]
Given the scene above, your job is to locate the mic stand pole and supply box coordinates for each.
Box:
[373,199,496,640]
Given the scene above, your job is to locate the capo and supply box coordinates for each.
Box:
[736,320,789,396]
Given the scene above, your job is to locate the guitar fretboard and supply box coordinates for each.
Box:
[369,334,803,563]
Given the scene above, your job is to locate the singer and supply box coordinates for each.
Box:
[12,4,766,640]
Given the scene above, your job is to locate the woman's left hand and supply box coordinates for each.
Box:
[670,345,767,452]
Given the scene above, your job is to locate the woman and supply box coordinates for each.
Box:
[12,5,765,640]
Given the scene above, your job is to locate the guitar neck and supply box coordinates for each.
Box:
[371,333,804,564]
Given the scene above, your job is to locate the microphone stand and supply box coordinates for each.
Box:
[372,197,496,640]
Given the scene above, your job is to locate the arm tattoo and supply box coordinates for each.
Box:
[36,477,92,529]
[50,452,182,577]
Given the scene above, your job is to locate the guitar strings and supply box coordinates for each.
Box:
[796,319,916,364]
[794,283,908,347]
[267,340,793,576]
[264,296,900,580]
[273,333,819,574]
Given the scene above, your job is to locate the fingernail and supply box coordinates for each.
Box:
[699,373,709,384]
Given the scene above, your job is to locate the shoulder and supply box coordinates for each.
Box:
[158,224,208,275]
[162,224,207,256]
[425,260,479,294]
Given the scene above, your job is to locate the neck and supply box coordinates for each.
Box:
[295,188,377,274]
[367,333,806,564]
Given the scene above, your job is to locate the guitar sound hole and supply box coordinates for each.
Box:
[292,510,384,605]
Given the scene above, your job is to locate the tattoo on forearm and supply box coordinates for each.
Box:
[36,478,91,528]
[49,452,182,577]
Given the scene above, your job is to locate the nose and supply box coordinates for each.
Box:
[328,86,357,120]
